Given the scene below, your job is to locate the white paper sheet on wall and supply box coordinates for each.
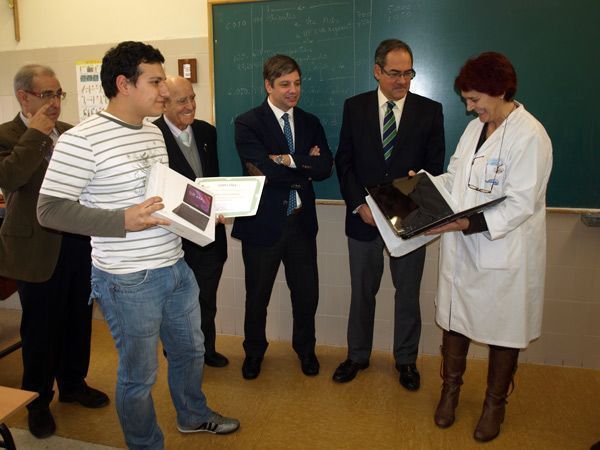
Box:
[75,60,108,122]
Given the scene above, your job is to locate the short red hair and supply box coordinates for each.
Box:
[454,52,517,101]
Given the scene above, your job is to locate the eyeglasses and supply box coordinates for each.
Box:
[467,156,504,193]
[174,95,196,105]
[467,117,509,193]
[25,90,67,101]
[379,67,416,80]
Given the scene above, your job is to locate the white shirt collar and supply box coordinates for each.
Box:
[19,112,29,127]
[163,115,191,139]
[377,87,407,111]
[19,111,59,137]
[267,97,294,122]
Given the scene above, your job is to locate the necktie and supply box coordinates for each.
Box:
[382,101,397,161]
[46,129,59,161]
[180,130,191,146]
[282,112,297,215]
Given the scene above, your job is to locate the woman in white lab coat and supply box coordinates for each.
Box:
[429,52,552,442]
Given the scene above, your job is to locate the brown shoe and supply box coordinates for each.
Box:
[473,346,519,442]
[434,330,470,428]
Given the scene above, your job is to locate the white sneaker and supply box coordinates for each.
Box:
[177,412,240,435]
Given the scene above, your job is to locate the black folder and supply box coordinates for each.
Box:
[367,173,506,239]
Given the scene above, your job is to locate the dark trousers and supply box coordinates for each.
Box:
[241,214,319,358]
[347,236,425,365]
[183,241,226,356]
[17,233,92,410]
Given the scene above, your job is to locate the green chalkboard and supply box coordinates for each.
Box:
[211,0,600,208]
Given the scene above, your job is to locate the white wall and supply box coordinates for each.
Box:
[0,0,209,51]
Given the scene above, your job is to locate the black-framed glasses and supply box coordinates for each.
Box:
[25,90,67,101]
[379,67,416,80]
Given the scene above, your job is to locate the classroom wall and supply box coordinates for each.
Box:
[0,1,598,369]
[0,0,208,51]
[216,210,600,369]
[0,37,213,125]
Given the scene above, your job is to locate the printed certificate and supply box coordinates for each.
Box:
[195,176,265,218]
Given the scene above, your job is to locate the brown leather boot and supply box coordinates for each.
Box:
[434,330,470,428]
[473,345,519,442]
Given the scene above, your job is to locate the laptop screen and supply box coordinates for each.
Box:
[367,172,506,239]
[367,173,454,236]
[183,184,212,216]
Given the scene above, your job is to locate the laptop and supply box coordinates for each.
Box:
[172,183,213,231]
[367,172,506,240]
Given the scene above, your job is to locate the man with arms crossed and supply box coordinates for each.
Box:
[37,42,238,449]
[154,76,228,367]
[334,39,445,390]
[233,54,333,380]
[0,64,108,439]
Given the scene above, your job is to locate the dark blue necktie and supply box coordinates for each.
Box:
[282,113,297,215]
[382,101,397,161]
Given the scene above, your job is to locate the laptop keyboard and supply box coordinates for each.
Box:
[173,203,209,231]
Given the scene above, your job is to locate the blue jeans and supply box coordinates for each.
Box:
[91,258,212,450]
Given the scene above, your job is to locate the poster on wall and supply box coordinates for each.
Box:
[75,60,108,122]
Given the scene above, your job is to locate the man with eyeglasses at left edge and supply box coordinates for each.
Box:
[0,64,109,439]
[333,39,445,390]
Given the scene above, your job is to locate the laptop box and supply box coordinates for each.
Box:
[145,162,215,247]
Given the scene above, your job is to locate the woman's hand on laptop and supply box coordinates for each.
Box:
[425,218,469,235]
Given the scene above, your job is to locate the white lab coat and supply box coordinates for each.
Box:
[434,103,553,348]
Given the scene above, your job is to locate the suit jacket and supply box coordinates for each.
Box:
[0,114,72,282]
[153,116,227,264]
[335,90,445,241]
[231,100,333,246]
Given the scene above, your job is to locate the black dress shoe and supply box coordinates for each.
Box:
[397,363,420,391]
[242,356,263,380]
[205,351,229,367]
[59,384,110,408]
[299,353,320,376]
[332,359,369,383]
[28,406,55,439]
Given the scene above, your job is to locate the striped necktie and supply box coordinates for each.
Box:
[282,112,297,215]
[382,101,397,161]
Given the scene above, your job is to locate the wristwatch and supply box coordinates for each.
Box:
[275,155,284,165]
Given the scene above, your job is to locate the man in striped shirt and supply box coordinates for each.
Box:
[37,41,239,449]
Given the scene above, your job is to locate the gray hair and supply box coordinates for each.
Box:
[13,64,56,95]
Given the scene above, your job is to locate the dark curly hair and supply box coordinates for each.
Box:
[454,52,517,101]
[101,41,164,99]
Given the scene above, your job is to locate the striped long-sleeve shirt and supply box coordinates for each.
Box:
[39,112,183,274]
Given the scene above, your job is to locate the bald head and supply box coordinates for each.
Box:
[163,76,196,130]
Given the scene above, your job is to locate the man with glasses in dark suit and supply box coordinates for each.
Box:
[334,39,445,390]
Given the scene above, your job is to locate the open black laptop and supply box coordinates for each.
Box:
[367,172,506,239]
[172,183,213,231]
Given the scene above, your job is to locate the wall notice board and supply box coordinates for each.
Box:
[211,0,599,208]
